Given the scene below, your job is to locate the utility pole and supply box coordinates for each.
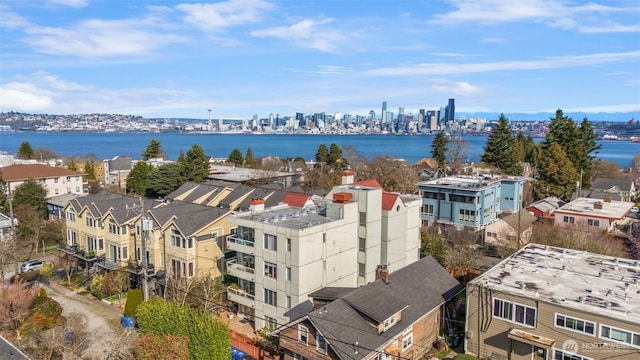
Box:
[128,197,149,300]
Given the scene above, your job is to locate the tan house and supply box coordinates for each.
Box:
[276,257,463,360]
[0,163,86,198]
[484,209,537,249]
[466,244,640,360]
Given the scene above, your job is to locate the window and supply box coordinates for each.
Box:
[563,216,575,224]
[212,231,218,243]
[264,289,277,306]
[54,177,59,183]
[553,349,593,360]
[265,316,277,330]
[87,236,97,252]
[459,209,476,222]
[600,325,640,347]
[293,353,307,360]
[86,216,96,227]
[122,246,128,260]
[66,176,71,182]
[487,232,497,238]
[359,211,366,226]
[402,333,413,351]
[170,229,193,249]
[316,334,328,354]
[358,262,365,277]
[67,230,77,244]
[264,234,277,251]
[98,238,104,251]
[109,221,120,234]
[383,316,396,330]
[403,324,413,335]
[67,210,76,222]
[422,204,434,216]
[555,314,595,336]
[588,219,600,227]
[484,206,493,217]
[55,188,59,195]
[286,238,291,251]
[286,296,291,309]
[358,237,366,252]
[264,261,277,279]
[286,267,291,281]
[171,259,195,279]
[298,325,309,345]
[493,298,536,327]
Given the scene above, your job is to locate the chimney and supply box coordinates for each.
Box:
[375,264,389,284]
[341,171,355,185]
[249,199,265,214]
[594,201,603,210]
[333,192,353,204]
[603,195,612,203]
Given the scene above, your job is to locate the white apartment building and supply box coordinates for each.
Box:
[0,164,86,198]
[226,173,421,330]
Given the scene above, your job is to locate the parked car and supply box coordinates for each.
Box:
[632,206,639,213]
[20,260,46,273]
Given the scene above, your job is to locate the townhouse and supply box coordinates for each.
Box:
[225,173,422,331]
[275,257,463,360]
[466,243,640,360]
[418,175,526,231]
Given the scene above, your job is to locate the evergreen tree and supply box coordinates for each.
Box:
[17,141,34,159]
[577,117,601,189]
[534,143,579,200]
[512,132,527,163]
[227,149,244,167]
[68,160,78,171]
[12,179,48,220]
[179,144,209,183]
[315,144,329,164]
[0,176,7,214]
[244,147,257,168]
[147,163,185,197]
[431,132,448,170]
[481,114,520,174]
[327,143,347,170]
[141,139,165,160]
[126,161,154,195]
[84,161,96,182]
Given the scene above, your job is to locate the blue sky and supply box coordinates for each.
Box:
[1,0,639,119]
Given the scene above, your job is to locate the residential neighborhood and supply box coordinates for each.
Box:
[1,144,640,359]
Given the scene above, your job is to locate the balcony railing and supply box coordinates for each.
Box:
[96,258,120,271]
[226,259,255,274]
[227,286,255,300]
[227,235,255,247]
[58,243,79,254]
[226,235,256,255]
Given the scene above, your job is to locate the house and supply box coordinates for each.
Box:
[484,209,537,249]
[418,175,526,231]
[413,158,445,181]
[102,156,132,189]
[465,243,640,360]
[47,193,81,219]
[525,196,564,219]
[554,197,633,233]
[0,164,86,198]
[225,172,421,331]
[0,212,17,241]
[275,257,463,360]
[589,178,636,202]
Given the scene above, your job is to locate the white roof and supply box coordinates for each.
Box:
[555,197,632,220]
[471,243,640,324]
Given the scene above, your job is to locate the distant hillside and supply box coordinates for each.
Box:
[459,111,638,122]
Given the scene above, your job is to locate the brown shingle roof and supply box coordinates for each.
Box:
[0,164,81,181]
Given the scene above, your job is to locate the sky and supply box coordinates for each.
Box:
[1,0,639,119]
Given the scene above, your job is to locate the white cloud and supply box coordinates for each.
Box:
[34,71,88,91]
[48,0,89,8]
[364,51,640,76]
[0,8,31,29]
[176,0,273,32]
[429,78,485,95]
[251,18,346,52]
[0,82,55,112]
[565,104,640,113]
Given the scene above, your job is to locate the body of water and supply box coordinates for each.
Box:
[0,132,638,168]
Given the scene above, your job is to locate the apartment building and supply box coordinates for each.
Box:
[418,175,525,231]
[466,244,640,360]
[226,175,421,330]
[554,197,634,233]
[0,163,86,197]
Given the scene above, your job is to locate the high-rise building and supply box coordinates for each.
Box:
[445,98,455,122]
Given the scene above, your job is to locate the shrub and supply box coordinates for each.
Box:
[21,296,63,336]
[124,288,143,317]
[38,287,47,298]
[137,334,189,360]
[90,275,104,299]
[453,354,478,360]
[39,263,53,279]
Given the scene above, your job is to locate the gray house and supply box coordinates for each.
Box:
[588,178,636,202]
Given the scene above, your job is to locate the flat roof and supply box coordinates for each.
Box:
[556,197,632,219]
[207,164,292,182]
[471,243,640,325]
[231,204,335,230]
[418,175,523,191]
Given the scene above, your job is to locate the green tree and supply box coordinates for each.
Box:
[431,131,448,170]
[67,160,78,171]
[0,176,7,214]
[17,141,34,159]
[533,143,579,200]
[147,163,185,197]
[227,149,244,167]
[577,118,601,188]
[126,161,154,195]
[136,297,230,360]
[179,145,209,183]
[12,179,48,220]
[244,147,257,168]
[141,139,166,160]
[420,227,447,266]
[512,132,527,163]
[123,288,143,317]
[84,161,96,182]
[315,144,329,164]
[327,143,348,170]
[481,114,521,174]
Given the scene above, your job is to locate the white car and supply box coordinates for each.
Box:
[632,206,639,213]
[20,259,46,273]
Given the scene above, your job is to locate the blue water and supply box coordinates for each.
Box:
[0,132,638,167]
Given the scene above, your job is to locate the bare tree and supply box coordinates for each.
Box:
[592,159,622,180]
[354,155,419,193]
[0,283,37,339]
[446,136,470,175]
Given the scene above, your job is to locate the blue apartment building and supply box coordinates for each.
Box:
[418,176,525,230]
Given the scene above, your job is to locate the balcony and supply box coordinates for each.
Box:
[227,286,256,308]
[58,243,79,255]
[226,259,255,282]
[226,235,255,255]
[126,261,155,276]
[96,257,121,271]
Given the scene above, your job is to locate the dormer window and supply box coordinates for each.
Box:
[383,315,397,331]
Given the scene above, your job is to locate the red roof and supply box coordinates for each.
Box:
[381,192,399,211]
[352,179,382,188]
[0,164,81,181]
[282,192,311,208]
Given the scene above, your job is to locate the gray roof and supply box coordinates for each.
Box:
[296,257,463,360]
[46,193,80,206]
[585,190,623,201]
[527,196,564,214]
[308,287,357,302]
[68,193,153,225]
[148,201,230,237]
[591,178,634,192]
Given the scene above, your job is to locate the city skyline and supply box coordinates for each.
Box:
[1,0,639,119]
